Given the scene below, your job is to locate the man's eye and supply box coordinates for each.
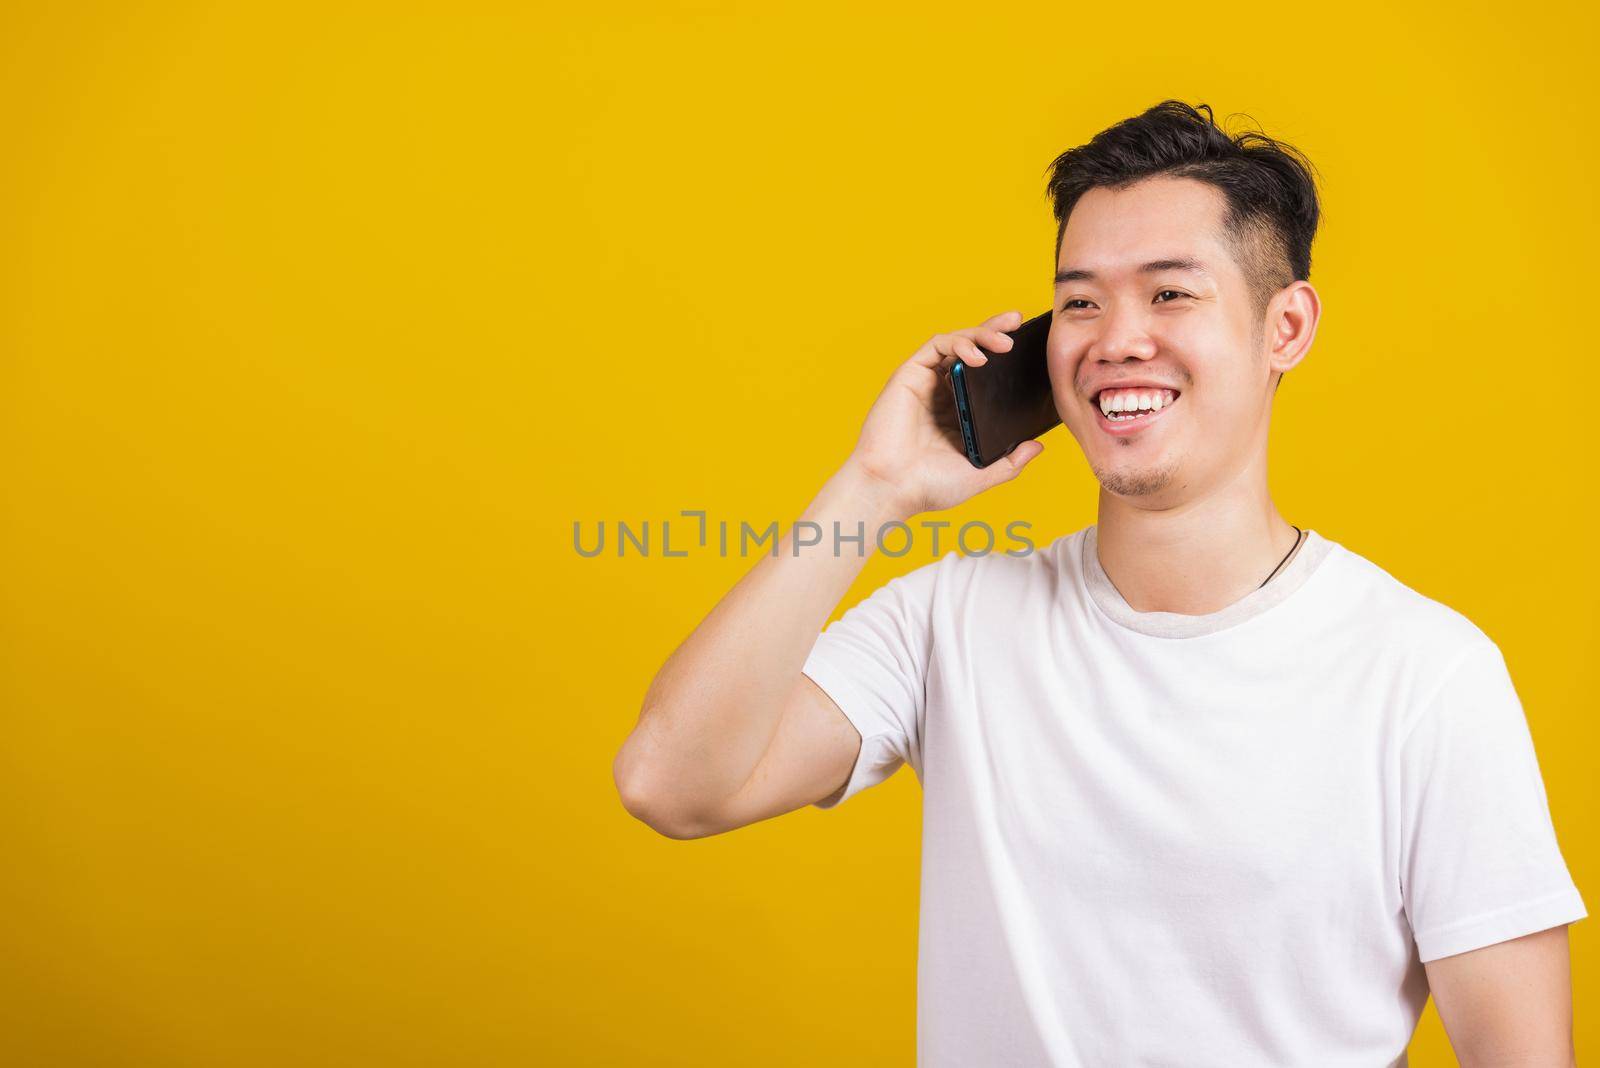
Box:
[1064,292,1190,311]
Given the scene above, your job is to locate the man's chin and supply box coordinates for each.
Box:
[1092,459,1182,499]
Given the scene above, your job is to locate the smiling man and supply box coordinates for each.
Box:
[614,101,1586,1065]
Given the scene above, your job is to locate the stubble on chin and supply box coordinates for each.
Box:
[1091,454,1182,498]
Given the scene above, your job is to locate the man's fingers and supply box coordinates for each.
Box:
[985,439,1044,484]
[941,328,1012,366]
[912,332,987,371]
[970,328,1013,353]
[909,311,1024,371]
[981,309,1024,331]
[957,323,1015,355]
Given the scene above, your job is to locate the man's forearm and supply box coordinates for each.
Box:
[614,460,907,822]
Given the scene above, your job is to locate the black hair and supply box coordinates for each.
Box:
[1044,101,1322,389]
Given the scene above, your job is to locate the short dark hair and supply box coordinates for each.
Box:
[1044,100,1321,340]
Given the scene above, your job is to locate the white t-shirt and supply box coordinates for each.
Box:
[801,524,1586,1067]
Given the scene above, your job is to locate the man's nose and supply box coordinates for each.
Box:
[1087,303,1158,363]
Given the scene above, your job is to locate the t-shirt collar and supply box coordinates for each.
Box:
[1080,524,1335,639]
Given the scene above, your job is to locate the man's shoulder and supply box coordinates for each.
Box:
[934,524,1080,576]
[924,526,1083,614]
[874,525,1081,606]
[1318,534,1497,659]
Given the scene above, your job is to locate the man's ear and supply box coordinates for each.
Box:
[1267,281,1320,378]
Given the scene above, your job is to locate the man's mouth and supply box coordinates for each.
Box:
[1095,387,1180,426]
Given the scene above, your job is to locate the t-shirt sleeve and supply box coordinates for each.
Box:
[1399,637,1587,963]
[800,553,949,810]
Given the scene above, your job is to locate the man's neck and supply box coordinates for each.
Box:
[1094,471,1300,618]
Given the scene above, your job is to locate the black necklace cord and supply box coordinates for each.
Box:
[1257,526,1304,590]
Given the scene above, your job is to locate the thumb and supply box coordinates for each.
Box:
[985,439,1043,484]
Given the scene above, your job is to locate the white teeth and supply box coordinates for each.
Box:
[1098,388,1177,418]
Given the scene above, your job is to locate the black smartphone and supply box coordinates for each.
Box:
[947,310,1059,468]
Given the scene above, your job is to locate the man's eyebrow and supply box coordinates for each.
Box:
[1053,257,1213,285]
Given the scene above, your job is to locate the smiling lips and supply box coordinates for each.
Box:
[1093,386,1181,434]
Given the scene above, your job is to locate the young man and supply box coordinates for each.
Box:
[613,101,1585,1065]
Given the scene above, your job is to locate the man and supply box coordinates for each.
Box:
[613,100,1585,1065]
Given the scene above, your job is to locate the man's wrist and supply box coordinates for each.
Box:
[828,458,916,530]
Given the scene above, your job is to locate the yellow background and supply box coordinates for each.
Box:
[2,2,1594,1063]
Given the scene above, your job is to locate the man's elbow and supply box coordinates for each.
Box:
[612,746,722,840]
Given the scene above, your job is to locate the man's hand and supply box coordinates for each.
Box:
[844,309,1046,520]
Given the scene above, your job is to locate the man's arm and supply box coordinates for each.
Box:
[611,310,1043,839]
[612,462,904,839]
[1425,924,1577,1067]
